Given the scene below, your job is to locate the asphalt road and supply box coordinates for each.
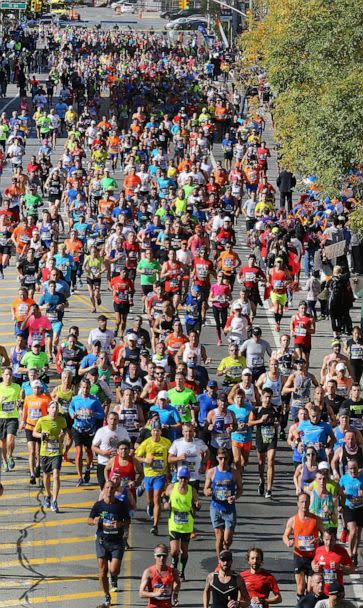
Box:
[0,10,362,608]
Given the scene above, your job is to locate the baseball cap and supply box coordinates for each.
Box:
[328,582,344,596]
[187,362,196,369]
[217,391,227,401]
[32,340,41,347]
[318,461,329,471]
[223,216,231,222]
[191,284,200,292]
[252,326,262,335]
[177,466,190,479]
[150,420,162,430]
[233,302,242,310]
[140,349,149,357]
[127,333,138,341]
[98,314,108,321]
[219,550,233,562]
[157,390,169,401]
[31,380,42,389]
[208,380,218,388]
[331,339,341,347]
[336,362,346,372]
[338,408,350,417]
[242,368,252,376]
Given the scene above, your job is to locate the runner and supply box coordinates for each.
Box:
[240,546,282,606]
[203,550,250,608]
[139,543,180,608]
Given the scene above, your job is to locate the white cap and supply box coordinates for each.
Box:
[157,390,169,401]
[233,302,242,310]
[336,362,346,372]
[127,333,138,341]
[318,461,329,471]
[31,380,42,389]
[242,368,252,376]
[223,216,231,222]
[255,221,265,230]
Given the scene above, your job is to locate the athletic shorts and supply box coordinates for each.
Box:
[169,531,191,542]
[72,428,94,449]
[293,553,313,575]
[0,244,11,255]
[232,440,253,453]
[25,428,40,443]
[95,537,124,561]
[113,302,130,316]
[0,418,19,439]
[141,285,153,296]
[60,412,73,430]
[343,506,363,527]
[144,474,166,492]
[270,292,288,306]
[294,343,311,354]
[256,437,277,453]
[210,506,236,531]
[86,278,101,286]
[41,455,62,473]
[196,285,210,302]
[51,321,63,336]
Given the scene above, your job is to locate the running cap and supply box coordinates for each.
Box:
[208,380,218,388]
[217,391,227,401]
[336,362,346,371]
[338,408,350,417]
[98,314,108,321]
[31,380,42,388]
[252,326,262,335]
[223,216,231,222]
[150,420,162,430]
[32,340,41,346]
[328,583,344,596]
[242,368,252,375]
[331,339,341,347]
[127,333,138,341]
[318,461,329,471]
[233,302,242,310]
[191,284,200,292]
[157,390,169,401]
[219,550,233,561]
[177,466,190,479]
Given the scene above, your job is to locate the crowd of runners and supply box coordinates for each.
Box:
[0,16,362,608]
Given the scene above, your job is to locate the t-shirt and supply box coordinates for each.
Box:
[135,436,171,477]
[240,569,280,600]
[313,544,352,593]
[339,472,363,509]
[0,382,21,419]
[25,315,52,346]
[315,600,356,608]
[217,356,247,384]
[92,425,131,465]
[89,499,130,543]
[167,387,197,423]
[20,351,49,370]
[34,414,67,457]
[342,398,363,430]
[23,394,51,430]
[137,259,161,285]
[168,438,207,481]
[12,297,35,322]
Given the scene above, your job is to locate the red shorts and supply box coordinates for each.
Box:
[232,440,253,453]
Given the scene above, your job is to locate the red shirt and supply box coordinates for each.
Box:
[270,269,287,293]
[193,257,214,286]
[292,313,313,347]
[110,276,134,305]
[239,265,265,288]
[240,569,280,600]
[313,544,352,595]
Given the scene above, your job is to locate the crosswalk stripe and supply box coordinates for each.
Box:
[1,484,98,501]
[0,535,94,550]
[0,517,86,530]
[0,591,105,606]
[2,552,95,569]
[0,501,93,517]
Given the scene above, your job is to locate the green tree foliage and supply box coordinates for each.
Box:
[240,0,363,196]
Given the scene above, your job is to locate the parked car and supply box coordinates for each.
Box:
[161,7,202,20]
[166,16,208,30]
[111,1,136,12]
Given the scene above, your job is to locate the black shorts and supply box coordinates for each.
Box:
[141,284,153,296]
[97,463,106,489]
[41,455,62,473]
[95,537,124,561]
[343,505,363,527]
[256,436,277,453]
[113,302,130,317]
[61,412,73,430]
[25,428,40,443]
[72,428,94,449]
[293,553,313,575]
[169,531,191,542]
[295,343,311,354]
[86,278,101,286]
[246,218,256,231]
[0,418,19,439]
[0,245,11,255]
[198,285,210,302]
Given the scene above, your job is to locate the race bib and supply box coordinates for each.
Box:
[2,401,15,413]
[174,511,188,524]
[152,458,164,471]
[351,345,363,359]
[261,426,275,443]
[295,325,307,337]
[297,535,315,552]
[46,439,59,454]
[245,272,255,282]
[29,408,41,420]
[273,280,283,290]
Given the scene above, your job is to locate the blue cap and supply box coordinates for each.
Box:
[177,466,190,479]
[208,380,218,388]
[191,284,200,292]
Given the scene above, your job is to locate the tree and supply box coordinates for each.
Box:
[239,0,363,197]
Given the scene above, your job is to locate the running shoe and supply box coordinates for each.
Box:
[136,482,145,497]
[29,475,36,485]
[97,594,111,608]
[97,296,102,305]
[35,464,41,478]
[84,468,91,483]
[279,430,286,441]
[43,496,51,509]
[150,525,158,536]
[2,462,9,473]
[265,490,272,499]
[109,576,118,592]
[146,504,154,519]
[7,456,15,470]
[50,500,59,513]
[217,338,222,346]
[352,554,358,567]
[76,477,84,487]
[258,480,265,496]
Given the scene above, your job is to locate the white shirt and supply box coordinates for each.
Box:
[88,328,114,352]
[92,425,131,465]
[168,437,208,481]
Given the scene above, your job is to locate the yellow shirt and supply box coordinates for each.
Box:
[135,436,171,477]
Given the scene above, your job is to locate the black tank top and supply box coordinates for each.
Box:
[211,572,239,608]
[341,445,363,474]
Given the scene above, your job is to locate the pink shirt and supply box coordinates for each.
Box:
[210,283,231,308]
[26,315,52,346]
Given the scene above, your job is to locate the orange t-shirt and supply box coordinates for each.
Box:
[123,174,141,196]
[165,334,188,357]
[12,297,35,322]
[23,394,51,431]
[12,226,33,254]
[64,239,83,262]
[218,251,239,275]
[107,136,120,154]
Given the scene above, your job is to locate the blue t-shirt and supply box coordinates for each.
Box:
[298,420,334,460]
[228,403,253,443]
[339,473,363,509]
[68,394,104,433]
[21,380,49,396]
[197,392,217,425]
[149,404,180,441]
[80,354,98,370]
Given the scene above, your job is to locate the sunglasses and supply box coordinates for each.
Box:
[217,456,228,460]
[155,553,167,558]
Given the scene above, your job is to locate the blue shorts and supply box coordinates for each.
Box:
[144,475,166,492]
[210,505,236,531]
[51,321,63,336]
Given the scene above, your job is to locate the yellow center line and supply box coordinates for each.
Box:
[0,591,104,606]
[2,552,95,569]
[0,517,86,530]
[0,501,94,517]
[1,484,98,501]
[0,535,95,550]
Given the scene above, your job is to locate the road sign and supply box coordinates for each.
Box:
[220,4,232,22]
[0,1,27,8]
